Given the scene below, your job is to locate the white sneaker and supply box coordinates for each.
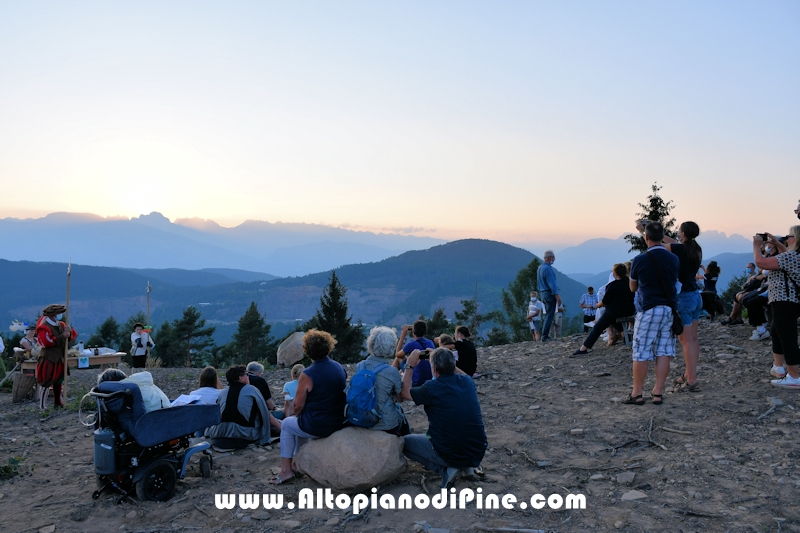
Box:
[749,329,770,341]
[771,374,800,389]
[771,365,787,378]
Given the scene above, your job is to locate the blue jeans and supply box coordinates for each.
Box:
[540,291,557,340]
[676,291,702,326]
[403,434,451,478]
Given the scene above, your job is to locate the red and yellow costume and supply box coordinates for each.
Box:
[35,306,77,408]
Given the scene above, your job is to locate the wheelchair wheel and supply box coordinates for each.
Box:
[135,459,177,502]
[200,455,211,479]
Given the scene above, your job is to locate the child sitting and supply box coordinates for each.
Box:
[281,364,305,418]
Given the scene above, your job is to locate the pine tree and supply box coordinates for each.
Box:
[624,183,678,253]
[453,298,496,345]
[232,302,277,365]
[153,320,179,367]
[495,257,543,343]
[426,308,453,339]
[91,316,122,350]
[172,306,216,367]
[304,271,366,363]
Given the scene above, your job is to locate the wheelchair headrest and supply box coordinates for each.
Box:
[96,381,147,422]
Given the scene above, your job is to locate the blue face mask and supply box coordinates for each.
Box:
[746,268,753,275]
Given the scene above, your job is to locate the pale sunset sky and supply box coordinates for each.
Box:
[1,1,797,246]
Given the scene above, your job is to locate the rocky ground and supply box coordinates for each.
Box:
[0,319,798,533]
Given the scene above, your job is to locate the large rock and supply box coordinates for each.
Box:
[278,332,305,367]
[294,427,406,492]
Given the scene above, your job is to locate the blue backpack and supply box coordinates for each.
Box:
[344,363,389,428]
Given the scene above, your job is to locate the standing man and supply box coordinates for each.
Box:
[35,304,78,410]
[537,251,561,342]
[580,287,598,332]
[624,222,680,406]
[527,292,545,341]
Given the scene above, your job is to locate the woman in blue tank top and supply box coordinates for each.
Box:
[271,329,346,484]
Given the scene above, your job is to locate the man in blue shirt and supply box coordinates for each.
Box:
[537,250,561,342]
[395,320,435,386]
[626,222,680,406]
[400,347,487,489]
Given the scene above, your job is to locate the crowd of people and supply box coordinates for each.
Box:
[16,200,798,490]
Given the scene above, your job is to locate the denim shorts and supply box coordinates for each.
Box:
[529,320,542,333]
[676,290,702,326]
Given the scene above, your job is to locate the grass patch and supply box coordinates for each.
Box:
[0,457,26,481]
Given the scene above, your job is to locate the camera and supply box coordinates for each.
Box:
[757,233,769,241]
[418,349,430,359]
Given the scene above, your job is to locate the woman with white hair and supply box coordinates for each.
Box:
[358,326,409,435]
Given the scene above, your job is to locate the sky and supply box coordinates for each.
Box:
[1,1,798,247]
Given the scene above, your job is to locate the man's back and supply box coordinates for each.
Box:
[630,247,679,311]
[410,373,486,468]
[537,262,557,293]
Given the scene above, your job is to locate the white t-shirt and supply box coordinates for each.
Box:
[527,299,545,321]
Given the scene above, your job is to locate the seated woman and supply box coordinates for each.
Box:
[281,364,305,418]
[205,365,273,450]
[722,263,764,325]
[572,263,636,355]
[357,326,408,436]
[19,325,40,356]
[190,366,223,404]
[271,329,346,485]
[97,369,170,412]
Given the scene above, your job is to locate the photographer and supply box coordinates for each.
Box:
[394,319,435,386]
[400,347,487,489]
[754,228,800,387]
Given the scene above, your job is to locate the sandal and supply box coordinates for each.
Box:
[269,474,296,485]
[673,374,688,386]
[678,381,700,393]
[651,390,663,405]
[622,393,644,406]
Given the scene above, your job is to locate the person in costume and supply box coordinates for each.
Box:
[19,325,40,355]
[35,304,77,409]
[130,322,154,373]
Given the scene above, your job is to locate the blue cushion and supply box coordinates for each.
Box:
[133,404,221,448]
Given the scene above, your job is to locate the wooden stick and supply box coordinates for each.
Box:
[659,427,693,435]
[63,262,71,401]
[0,363,20,387]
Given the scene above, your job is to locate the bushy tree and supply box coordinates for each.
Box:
[492,258,543,343]
[304,271,366,363]
[172,306,216,367]
[231,302,277,365]
[426,308,453,339]
[153,320,179,367]
[483,327,511,347]
[720,270,749,315]
[624,183,678,253]
[452,298,500,345]
[89,316,122,350]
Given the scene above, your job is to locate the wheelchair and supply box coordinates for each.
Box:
[87,381,220,502]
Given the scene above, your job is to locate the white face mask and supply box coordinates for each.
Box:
[531,297,537,302]
[765,246,773,254]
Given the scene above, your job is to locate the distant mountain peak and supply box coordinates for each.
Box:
[131,212,172,226]
[174,217,224,231]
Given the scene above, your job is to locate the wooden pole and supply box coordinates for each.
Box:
[63,262,71,401]
[145,282,152,370]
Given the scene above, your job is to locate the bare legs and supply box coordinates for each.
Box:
[678,321,699,385]
[632,356,671,397]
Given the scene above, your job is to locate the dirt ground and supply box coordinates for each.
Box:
[1,319,798,533]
